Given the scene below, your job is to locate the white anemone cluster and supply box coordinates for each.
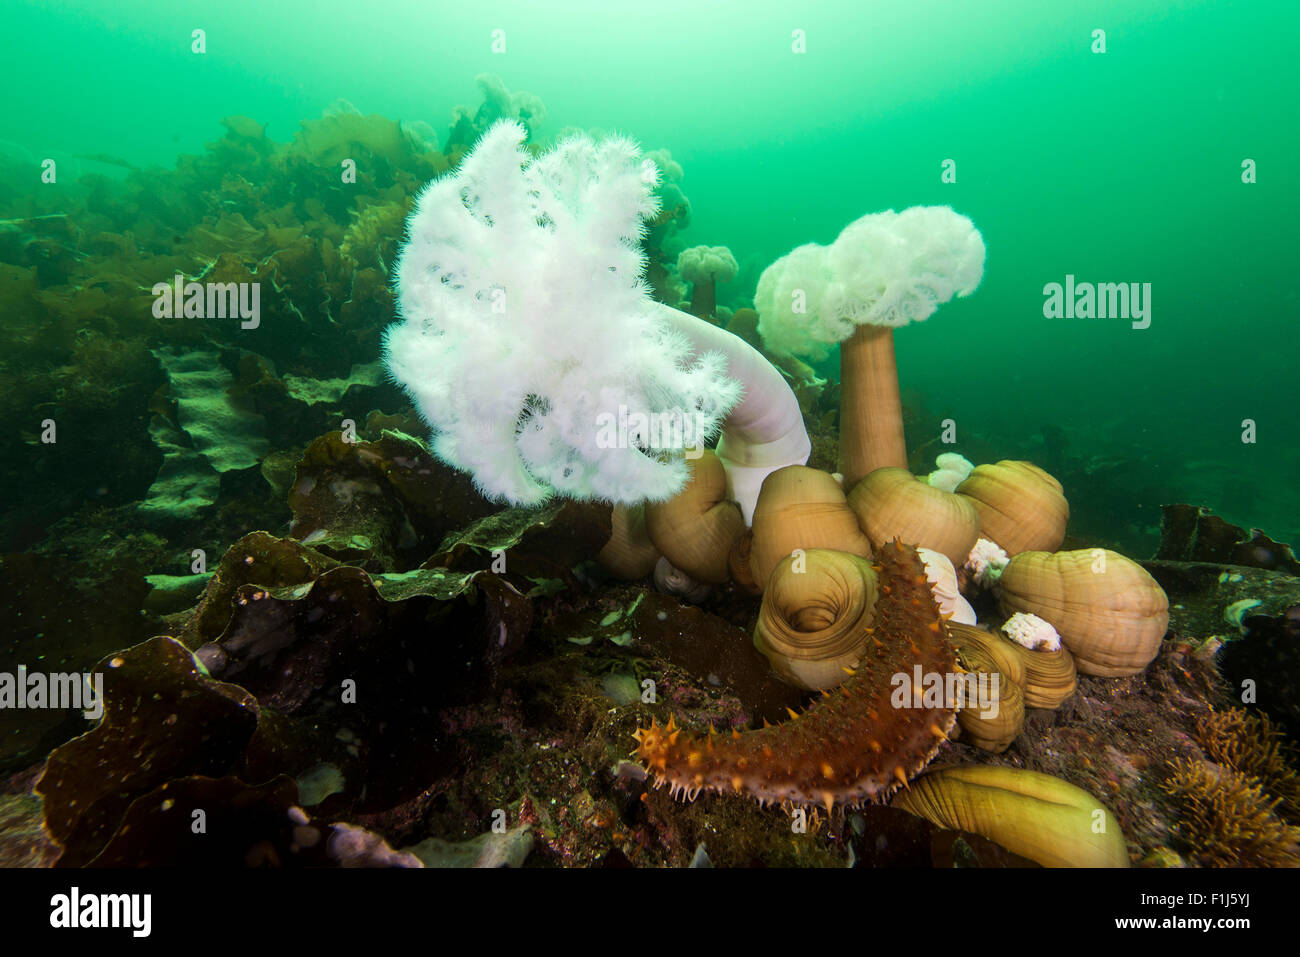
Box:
[927,452,974,492]
[965,537,1010,588]
[384,120,741,506]
[676,245,738,287]
[1001,612,1062,652]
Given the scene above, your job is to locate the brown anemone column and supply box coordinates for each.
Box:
[839,323,907,488]
[689,277,716,320]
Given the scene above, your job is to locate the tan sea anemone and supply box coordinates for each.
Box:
[596,502,660,579]
[947,624,1028,752]
[893,765,1130,867]
[727,529,761,595]
[957,460,1068,555]
[998,549,1169,677]
[848,467,980,568]
[951,613,1075,709]
[753,549,879,691]
[653,557,712,603]
[1009,639,1078,710]
[947,623,1025,687]
[644,450,745,584]
[948,632,1025,753]
[748,465,872,590]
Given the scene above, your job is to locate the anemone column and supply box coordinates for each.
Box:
[656,303,811,524]
[839,324,908,488]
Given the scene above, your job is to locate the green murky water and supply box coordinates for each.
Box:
[2,0,1299,875]
[4,0,1297,549]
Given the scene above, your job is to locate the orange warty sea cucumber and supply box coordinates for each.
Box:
[633,540,957,810]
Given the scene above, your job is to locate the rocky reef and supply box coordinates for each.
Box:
[2,82,1298,870]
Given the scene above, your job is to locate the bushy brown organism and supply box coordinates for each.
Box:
[1161,759,1300,867]
[1195,707,1300,820]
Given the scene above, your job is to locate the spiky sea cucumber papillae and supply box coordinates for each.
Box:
[634,540,958,810]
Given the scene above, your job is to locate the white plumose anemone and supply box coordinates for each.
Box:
[385,121,809,514]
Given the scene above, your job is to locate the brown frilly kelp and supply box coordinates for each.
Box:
[0,79,715,557]
[34,562,522,864]
[1143,560,1300,639]
[1142,508,1300,737]
[81,775,317,868]
[0,788,59,868]
[36,637,262,866]
[186,542,533,707]
[1218,606,1300,737]
[0,97,459,551]
[1142,557,1300,736]
[32,477,622,865]
[282,426,609,579]
[1156,504,1300,575]
[285,429,497,571]
[427,497,612,581]
[541,585,807,729]
[66,772,420,868]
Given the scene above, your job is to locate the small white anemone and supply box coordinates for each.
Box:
[965,537,1010,588]
[676,245,738,288]
[926,452,974,493]
[1002,612,1061,652]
